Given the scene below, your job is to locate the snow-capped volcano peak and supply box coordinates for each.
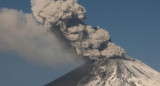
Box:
[45,58,160,86]
[78,59,160,86]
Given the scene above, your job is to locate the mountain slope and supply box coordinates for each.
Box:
[45,58,160,86]
[45,62,94,86]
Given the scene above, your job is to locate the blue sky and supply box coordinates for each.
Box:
[0,0,160,86]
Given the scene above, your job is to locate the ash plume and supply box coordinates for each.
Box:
[0,8,82,68]
[31,0,127,61]
[0,0,130,68]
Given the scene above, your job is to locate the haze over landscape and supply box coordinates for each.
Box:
[0,0,160,86]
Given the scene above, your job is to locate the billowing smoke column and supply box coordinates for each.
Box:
[31,0,126,61]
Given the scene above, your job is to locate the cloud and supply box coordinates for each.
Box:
[0,8,82,68]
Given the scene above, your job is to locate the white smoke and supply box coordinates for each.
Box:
[0,8,82,68]
[31,0,126,61]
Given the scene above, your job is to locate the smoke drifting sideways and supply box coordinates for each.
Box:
[31,0,127,61]
[0,8,83,68]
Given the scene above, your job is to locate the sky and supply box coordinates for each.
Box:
[0,0,160,86]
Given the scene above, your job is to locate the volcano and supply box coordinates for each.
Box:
[30,0,160,86]
[45,57,160,86]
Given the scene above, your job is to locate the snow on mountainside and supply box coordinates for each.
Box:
[78,59,160,86]
[45,57,160,86]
